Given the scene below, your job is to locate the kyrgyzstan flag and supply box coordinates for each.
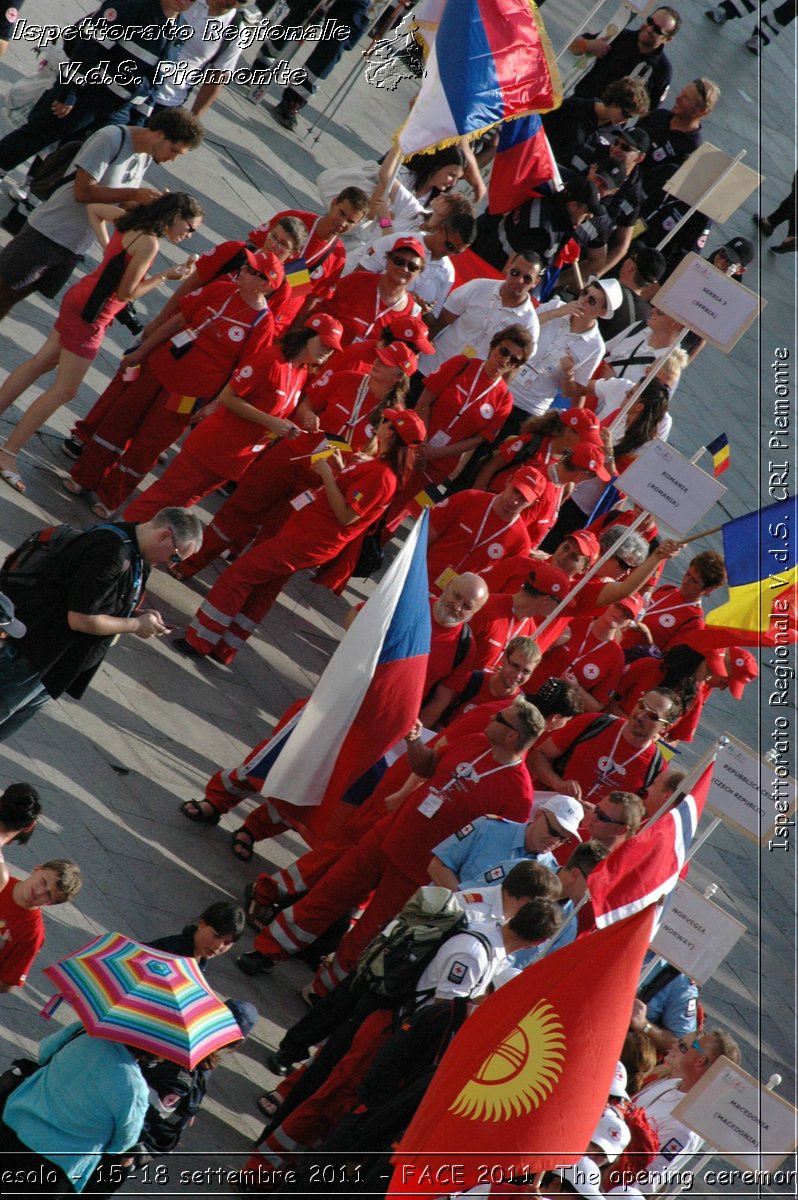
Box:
[388,906,654,1195]
[589,764,713,928]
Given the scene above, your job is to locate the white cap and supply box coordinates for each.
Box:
[588,274,624,317]
[539,794,584,839]
[591,1106,631,1162]
[554,1157,603,1197]
[609,1060,629,1100]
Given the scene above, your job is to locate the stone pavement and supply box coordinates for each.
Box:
[0,0,794,1195]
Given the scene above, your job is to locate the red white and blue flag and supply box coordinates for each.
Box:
[588,764,713,928]
[248,515,431,828]
[487,113,558,214]
[398,0,561,155]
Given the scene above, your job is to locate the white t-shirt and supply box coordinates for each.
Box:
[419,279,540,376]
[633,1078,704,1189]
[415,887,506,1002]
[509,298,605,417]
[154,1,247,106]
[604,321,675,384]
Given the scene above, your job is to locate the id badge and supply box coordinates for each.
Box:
[290,489,315,511]
[428,430,451,449]
[435,566,458,592]
[171,329,197,349]
[461,344,478,358]
[418,788,444,818]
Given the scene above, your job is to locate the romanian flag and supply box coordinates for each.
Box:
[706,498,798,641]
[284,256,311,292]
[398,0,561,155]
[387,907,654,1195]
[414,480,448,510]
[487,114,558,215]
[706,433,730,476]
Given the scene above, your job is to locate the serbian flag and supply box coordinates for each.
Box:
[258,514,430,836]
[588,764,713,928]
[487,114,558,214]
[705,498,797,643]
[398,0,561,155]
[388,906,654,1195]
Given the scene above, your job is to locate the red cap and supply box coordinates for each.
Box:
[376,341,418,376]
[498,433,532,463]
[564,529,600,563]
[677,627,727,675]
[508,464,546,502]
[567,443,611,481]
[388,315,435,355]
[382,407,426,445]
[726,648,758,699]
[524,561,572,599]
[390,235,426,259]
[560,408,603,445]
[243,248,285,290]
[614,592,644,619]
[305,312,344,350]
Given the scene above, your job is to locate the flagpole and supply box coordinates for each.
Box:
[554,0,607,63]
[644,739,722,829]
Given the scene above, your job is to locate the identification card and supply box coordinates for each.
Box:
[461,344,478,358]
[428,430,451,449]
[171,329,197,349]
[290,489,315,511]
[418,789,444,818]
[435,565,458,591]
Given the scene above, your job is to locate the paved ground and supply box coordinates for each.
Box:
[0,1,795,1196]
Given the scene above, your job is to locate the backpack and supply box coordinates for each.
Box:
[355,885,490,1004]
[551,713,664,793]
[0,522,133,598]
[28,126,127,204]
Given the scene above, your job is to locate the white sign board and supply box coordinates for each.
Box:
[672,1057,798,1173]
[615,440,726,536]
[707,734,798,846]
[653,253,764,352]
[650,881,746,984]
[663,143,762,224]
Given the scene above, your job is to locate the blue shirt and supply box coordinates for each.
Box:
[644,970,699,1036]
[433,815,559,888]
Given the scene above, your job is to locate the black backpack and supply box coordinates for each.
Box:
[551,713,664,792]
[1,522,133,598]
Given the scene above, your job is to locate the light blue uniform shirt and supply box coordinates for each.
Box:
[433,815,559,888]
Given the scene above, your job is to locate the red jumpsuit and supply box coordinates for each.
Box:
[122,345,308,522]
[182,457,398,664]
[69,280,275,510]
[427,490,532,595]
[323,273,419,346]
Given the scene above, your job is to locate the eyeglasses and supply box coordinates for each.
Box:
[613,137,634,152]
[441,228,465,255]
[497,344,523,366]
[389,254,423,272]
[509,267,536,284]
[167,528,186,565]
[541,812,567,841]
[677,1037,705,1056]
[646,14,672,36]
[636,699,670,723]
[579,288,601,308]
[267,231,298,253]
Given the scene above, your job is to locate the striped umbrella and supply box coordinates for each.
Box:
[43,932,242,1068]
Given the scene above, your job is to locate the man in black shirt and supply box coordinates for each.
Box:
[471,176,601,272]
[0,506,203,741]
[598,246,666,341]
[571,7,682,109]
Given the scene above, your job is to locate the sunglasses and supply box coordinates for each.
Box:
[593,807,623,826]
[612,553,634,572]
[677,1037,706,1056]
[494,712,517,733]
[167,528,186,565]
[646,14,672,36]
[579,288,601,308]
[389,254,423,272]
[693,78,708,105]
[509,267,536,284]
[244,264,268,281]
[497,344,524,366]
[613,137,634,152]
[636,700,669,723]
[541,812,567,841]
[441,229,464,255]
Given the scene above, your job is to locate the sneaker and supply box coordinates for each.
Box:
[744,32,760,53]
[300,983,319,1009]
[704,6,728,23]
[271,99,298,130]
[237,950,276,976]
[249,84,268,104]
[264,1048,295,1076]
[61,434,85,460]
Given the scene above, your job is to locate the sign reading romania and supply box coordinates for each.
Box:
[388,907,655,1196]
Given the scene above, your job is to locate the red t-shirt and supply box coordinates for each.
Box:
[306,370,383,446]
[444,670,521,727]
[521,474,564,550]
[426,607,476,697]
[630,583,704,654]
[322,336,383,377]
[324,274,420,346]
[277,457,398,560]
[382,732,534,881]
[533,712,662,802]
[193,240,292,329]
[149,279,275,397]
[421,356,512,481]
[0,878,45,987]
[251,208,347,303]
[181,347,307,478]
[530,616,625,705]
[469,594,538,671]
[613,658,706,744]
[428,490,532,594]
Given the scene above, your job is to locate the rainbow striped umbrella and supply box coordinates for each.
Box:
[43,932,242,1069]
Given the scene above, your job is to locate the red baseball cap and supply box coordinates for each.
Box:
[563,529,600,562]
[382,407,426,445]
[560,408,603,445]
[614,592,644,619]
[508,464,546,502]
[390,235,426,259]
[304,312,344,350]
[567,443,611,481]
[388,315,435,355]
[678,628,727,675]
[726,648,758,699]
[376,341,418,376]
[243,248,285,290]
[524,561,572,599]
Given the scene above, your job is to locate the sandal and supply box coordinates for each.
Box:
[0,466,26,494]
[255,1091,284,1119]
[231,826,255,862]
[179,798,222,825]
[243,881,274,932]
[62,477,87,496]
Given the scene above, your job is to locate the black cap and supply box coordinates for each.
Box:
[618,126,650,154]
[631,245,667,283]
[0,591,26,639]
[594,158,628,188]
[564,175,600,214]
[720,236,755,267]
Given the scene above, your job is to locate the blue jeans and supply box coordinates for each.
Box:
[0,639,50,741]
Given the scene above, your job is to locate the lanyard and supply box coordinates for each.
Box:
[302,218,335,267]
[443,364,501,433]
[645,594,701,619]
[586,723,648,798]
[440,748,518,792]
[356,290,407,342]
[342,377,371,431]
[458,500,518,565]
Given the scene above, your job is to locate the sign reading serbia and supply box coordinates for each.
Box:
[653,253,764,352]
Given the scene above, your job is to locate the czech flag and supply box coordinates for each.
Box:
[706,498,797,642]
[487,114,558,215]
[254,514,431,837]
[387,907,654,1195]
[398,0,561,155]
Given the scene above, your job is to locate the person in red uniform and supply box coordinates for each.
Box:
[0,193,202,495]
[64,250,284,516]
[325,314,435,376]
[426,467,546,594]
[122,312,344,522]
[519,444,612,550]
[323,236,424,346]
[236,699,543,994]
[469,561,574,670]
[528,687,680,805]
[172,408,426,665]
[482,527,601,596]
[610,632,725,744]
[473,406,604,493]
[625,550,727,654]
[382,325,534,533]
[528,595,643,712]
[422,633,540,730]
[173,342,416,580]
